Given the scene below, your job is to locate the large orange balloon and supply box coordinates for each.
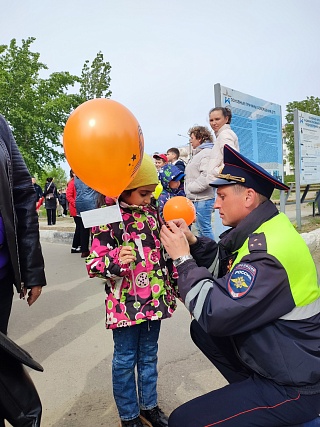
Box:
[163,196,196,226]
[63,98,144,197]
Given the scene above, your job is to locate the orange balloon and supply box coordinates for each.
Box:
[163,196,196,226]
[63,98,144,197]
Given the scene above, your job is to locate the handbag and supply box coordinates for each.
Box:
[0,332,43,426]
[44,180,54,200]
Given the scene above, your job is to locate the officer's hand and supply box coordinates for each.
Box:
[160,222,190,260]
[167,218,197,245]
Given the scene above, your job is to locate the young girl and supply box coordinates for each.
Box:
[86,154,178,427]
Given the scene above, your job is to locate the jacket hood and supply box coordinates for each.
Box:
[159,164,185,192]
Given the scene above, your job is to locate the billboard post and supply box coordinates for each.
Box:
[294,108,301,229]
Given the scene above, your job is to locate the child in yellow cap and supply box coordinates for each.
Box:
[86,153,177,427]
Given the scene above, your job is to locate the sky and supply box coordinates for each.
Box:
[2,0,320,172]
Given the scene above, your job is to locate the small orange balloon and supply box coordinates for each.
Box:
[63,98,144,197]
[163,196,196,226]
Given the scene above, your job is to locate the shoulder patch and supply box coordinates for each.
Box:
[227,263,257,299]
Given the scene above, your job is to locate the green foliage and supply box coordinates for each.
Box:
[0,38,112,176]
[38,166,67,190]
[284,96,320,167]
[284,174,294,185]
[80,51,112,101]
[0,38,83,175]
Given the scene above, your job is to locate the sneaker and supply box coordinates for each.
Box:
[120,416,143,427]
[71,247,81,253]
[140,406,168,427]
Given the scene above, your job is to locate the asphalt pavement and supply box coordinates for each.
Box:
[6,205,319,426]
[8,241,224,427]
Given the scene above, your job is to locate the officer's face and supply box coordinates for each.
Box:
[214,185,249,227]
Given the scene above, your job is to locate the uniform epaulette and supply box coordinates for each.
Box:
[248,233,267,253]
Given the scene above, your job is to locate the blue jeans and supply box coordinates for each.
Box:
[112,320,161,421]
[193,199,214,240]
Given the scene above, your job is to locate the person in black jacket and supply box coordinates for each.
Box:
[43,177,58,225]
[58,188,67,216]
[161,145,320,427]
[32,177,43,202]
[0,114,46,335]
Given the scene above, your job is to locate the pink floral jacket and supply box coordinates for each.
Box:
[86,202,178,329]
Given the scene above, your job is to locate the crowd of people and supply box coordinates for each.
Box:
[2,109,320,427]
[151,107,239,241]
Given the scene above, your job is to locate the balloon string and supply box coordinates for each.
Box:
[121,219,138,309]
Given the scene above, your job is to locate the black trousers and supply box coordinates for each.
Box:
[168,320,320,427]
[72,216,82,249]
[46,208,56,225]
[0,276,13,335]
[72,215,91,253]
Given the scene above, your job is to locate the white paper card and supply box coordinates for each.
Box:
[80,205,122,228]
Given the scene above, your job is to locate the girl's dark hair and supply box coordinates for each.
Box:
[209,107,232,124]
[119,189,136,202]
[96,189,137,208]
[96,193,106,208]
[70,169,74,179]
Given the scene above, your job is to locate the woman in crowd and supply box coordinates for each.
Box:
[207,107,239,238]
[66,170,81,254]
[43,177,58,226]
[207,107,239,182]
[185,125,215,239]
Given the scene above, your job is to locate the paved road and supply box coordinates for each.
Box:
[8,203,320,427]
[8,241,226,427]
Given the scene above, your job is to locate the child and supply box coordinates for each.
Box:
[157,163,185,221]
[86,154,178,427]
[166,147,186,173]
[153,153,167,171]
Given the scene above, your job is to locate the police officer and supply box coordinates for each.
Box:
[160,145,320,427]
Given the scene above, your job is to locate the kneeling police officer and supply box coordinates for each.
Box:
[160,145,320,427]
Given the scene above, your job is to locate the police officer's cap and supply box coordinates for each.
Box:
[210,145,289,199]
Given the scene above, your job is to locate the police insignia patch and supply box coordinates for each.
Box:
[227,263,256,299]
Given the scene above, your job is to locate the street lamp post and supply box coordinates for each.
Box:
[177,134,192,159]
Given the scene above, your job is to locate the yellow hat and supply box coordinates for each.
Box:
[125,153,158,190]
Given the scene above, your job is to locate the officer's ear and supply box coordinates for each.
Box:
[244,188,258,208]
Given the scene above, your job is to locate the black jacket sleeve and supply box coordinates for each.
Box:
[0,115,46,289]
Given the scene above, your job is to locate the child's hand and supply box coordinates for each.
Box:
[119,246,136,265]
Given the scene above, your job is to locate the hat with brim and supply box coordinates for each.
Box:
[153,154,168,162]
[210,145,289,199]
[173,172,185,182]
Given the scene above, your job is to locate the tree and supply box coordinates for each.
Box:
[285,96,320,167]
[79,51,112,100]
[0,38,83,175]
[0,38,113,175]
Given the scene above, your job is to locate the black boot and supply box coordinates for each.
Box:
[120,416,143,427]
[140,406,168,427]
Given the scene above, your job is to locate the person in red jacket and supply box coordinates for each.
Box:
[66,170,81,253]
